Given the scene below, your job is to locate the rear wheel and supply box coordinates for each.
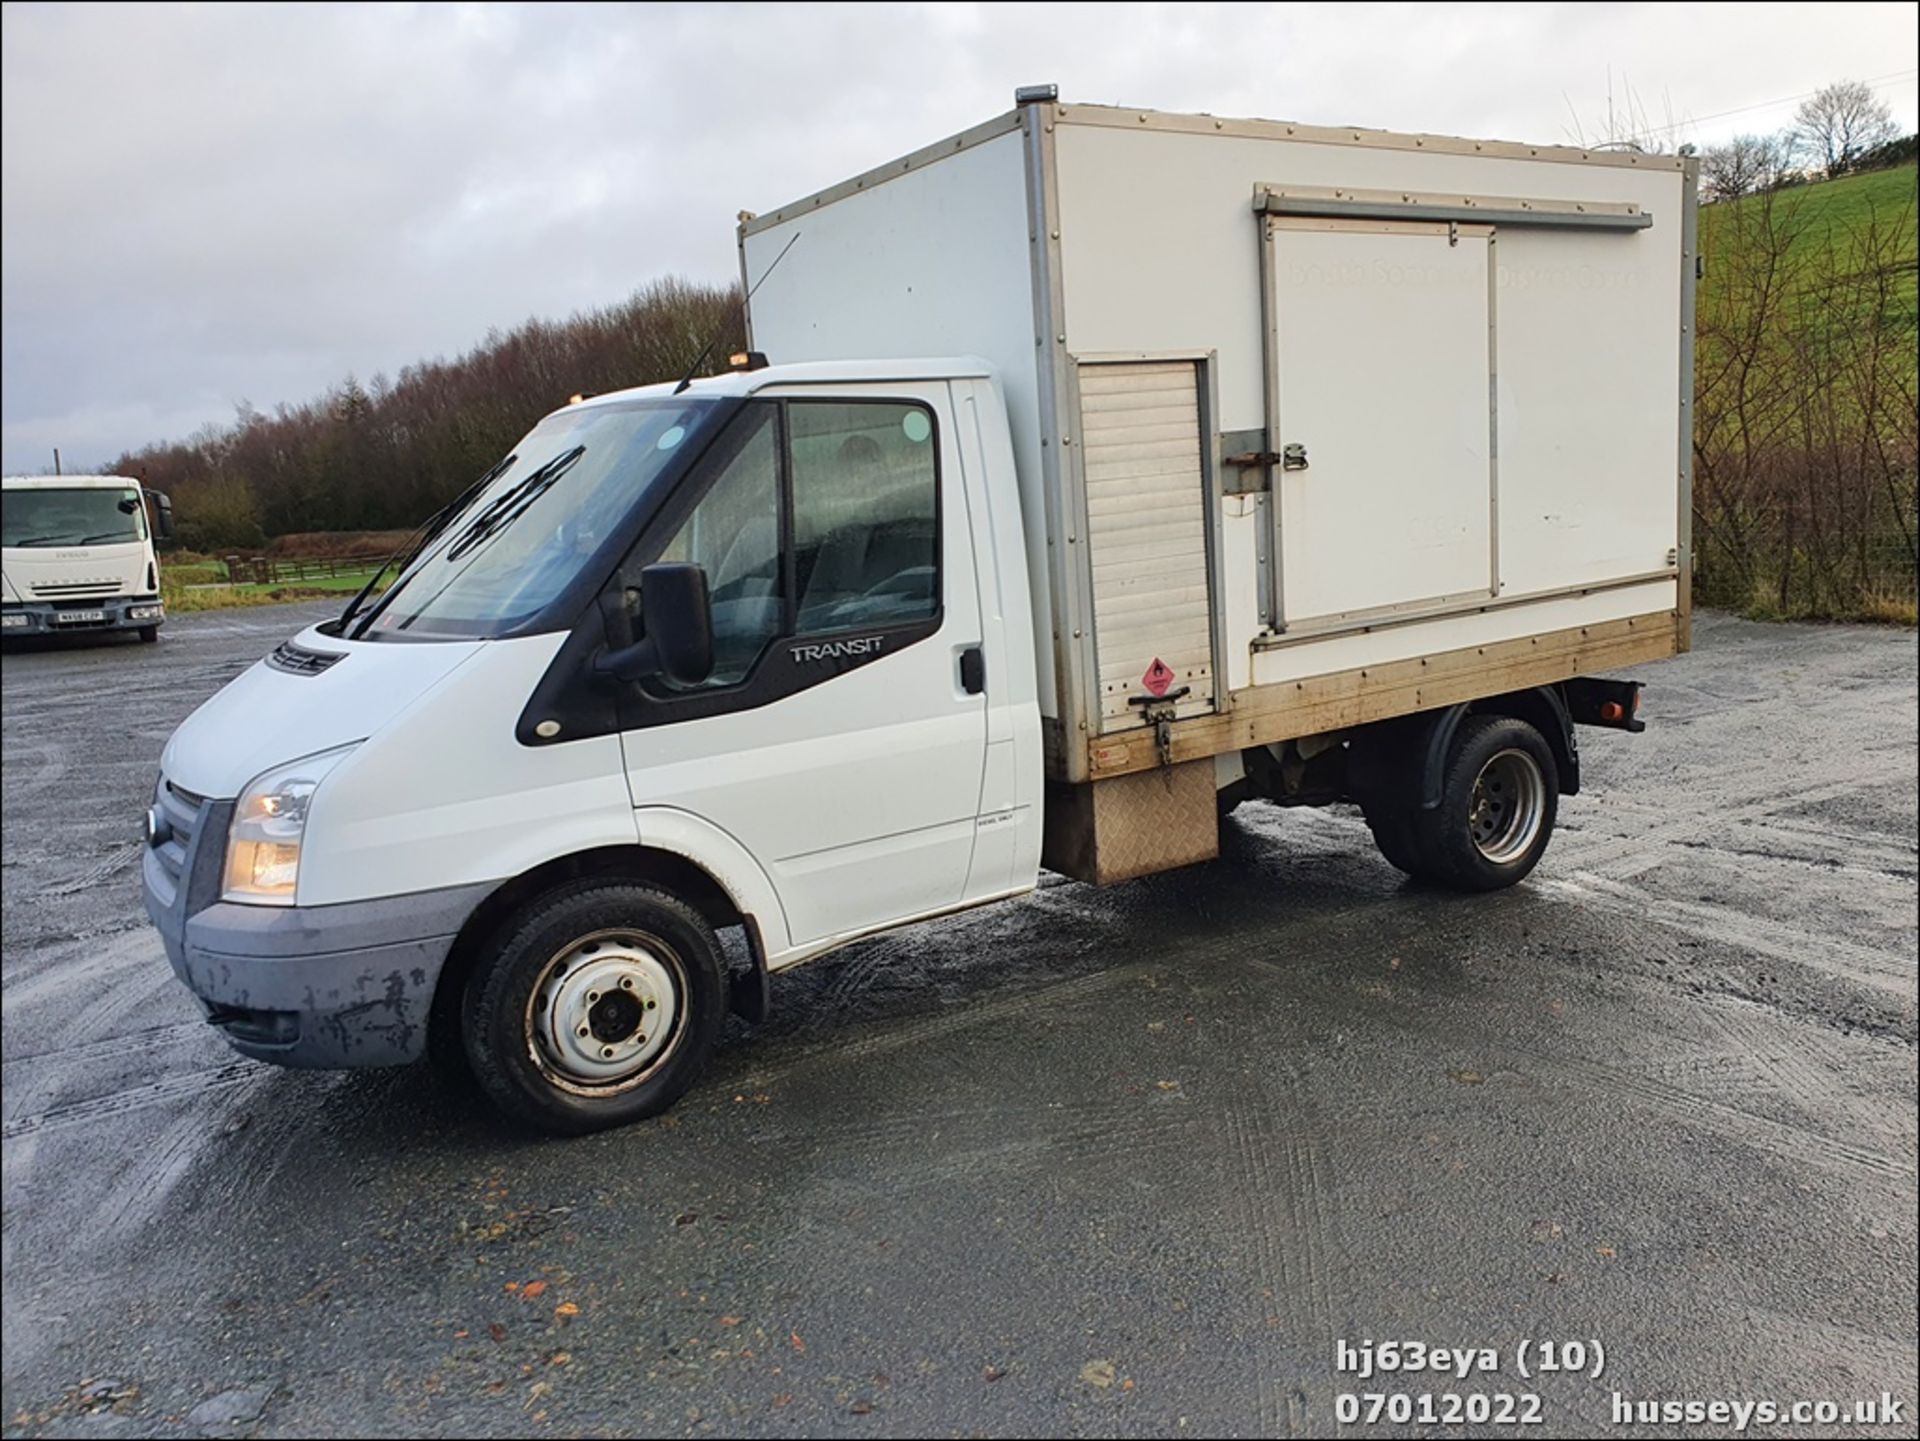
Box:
[1362,801,1424,876]
[462,879,725,1134]
[1404,715,1558,891]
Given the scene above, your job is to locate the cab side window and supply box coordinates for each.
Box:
[789,401,940,634]
[654,408,781,687]
[636,397,940,702]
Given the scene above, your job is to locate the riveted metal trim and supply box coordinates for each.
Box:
[739,110,1025,239]
[1058,102,1690,173]
[1255,184,1653,230]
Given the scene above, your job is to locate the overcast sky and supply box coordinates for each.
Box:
[3,1,1915,475]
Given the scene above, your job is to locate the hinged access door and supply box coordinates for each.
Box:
[1075,357,1219,731]
[1262,216,1496,629]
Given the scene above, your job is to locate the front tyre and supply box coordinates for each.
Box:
[462,879,725,1134]
[1405,714,1559,892]
[137,626,159,644]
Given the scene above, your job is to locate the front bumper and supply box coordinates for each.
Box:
[2,596,164,636]
[141,783,488,1068]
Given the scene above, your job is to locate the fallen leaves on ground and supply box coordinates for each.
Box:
[1080,1360,1118,1389]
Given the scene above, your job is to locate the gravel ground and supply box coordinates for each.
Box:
[2,605,1915,1438]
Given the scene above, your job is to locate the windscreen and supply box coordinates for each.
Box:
[357,398,718,640]
[2,486,146,548]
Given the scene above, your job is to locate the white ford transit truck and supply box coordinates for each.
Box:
[3,473,173,641]
[143,91,1695,1132]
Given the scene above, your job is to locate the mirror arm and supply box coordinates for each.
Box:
[593,637,661,685]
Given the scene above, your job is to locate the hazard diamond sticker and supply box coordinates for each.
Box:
[1141,657,1176,698]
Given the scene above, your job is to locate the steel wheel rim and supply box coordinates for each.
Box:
[1468,748,1546,864]
[524,928,687,1095]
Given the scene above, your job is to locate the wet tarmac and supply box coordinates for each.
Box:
[3,605,1915,1437]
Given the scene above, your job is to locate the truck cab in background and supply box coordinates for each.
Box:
[2,473,173,642]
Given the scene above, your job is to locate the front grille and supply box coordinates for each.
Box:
[153,778,205,888]
[31,581,122,598]
[267,640,346,676]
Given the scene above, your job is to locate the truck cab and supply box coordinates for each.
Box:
[2,473,172,641]
[144,362,1044,1131]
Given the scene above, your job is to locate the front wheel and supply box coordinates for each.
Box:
[462,879,725,1134]
[1403,714,1559,891]
[137,626,159,644]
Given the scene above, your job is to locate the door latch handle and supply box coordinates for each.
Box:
[1280,442,1309,471]
[959,645,986,695]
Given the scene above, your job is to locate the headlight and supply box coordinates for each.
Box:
[223,744,359,905]
[1,613,29,629]
[129,604,164,620]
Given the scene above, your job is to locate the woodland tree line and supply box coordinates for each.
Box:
[112,278,743,553]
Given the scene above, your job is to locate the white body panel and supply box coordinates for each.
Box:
[300,633,641,907]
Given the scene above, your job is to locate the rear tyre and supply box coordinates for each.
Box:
[1407,715,1558,892]
[1362,802,1426,877]
[137,626,159,643]
[462,879,725,1134]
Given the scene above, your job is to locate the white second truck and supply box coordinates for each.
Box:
[144,91,1695,1132]
[2,473,172,641]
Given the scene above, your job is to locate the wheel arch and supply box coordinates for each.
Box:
[1470,687,1579,798]
[1348,686,1579,812]
[428,834,783,1066]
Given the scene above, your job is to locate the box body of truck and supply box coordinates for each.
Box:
[742,95,1695,880]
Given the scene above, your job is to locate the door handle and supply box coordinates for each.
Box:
[959,645,986,695]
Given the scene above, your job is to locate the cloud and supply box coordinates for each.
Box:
[4,0,1915,473]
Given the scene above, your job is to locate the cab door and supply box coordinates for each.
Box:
[618,386,988,950]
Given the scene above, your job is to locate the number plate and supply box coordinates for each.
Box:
[56,608,107,623]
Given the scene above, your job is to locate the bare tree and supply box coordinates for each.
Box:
[1701,132,1800,202]
[1795,80,1897,179]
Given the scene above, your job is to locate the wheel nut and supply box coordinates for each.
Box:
[645,998,657,1010]
[601,1047,615,1059]
[577,1025,589,1037]
[587,991,599,1003]
[620,977,634,990]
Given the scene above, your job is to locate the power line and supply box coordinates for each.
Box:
[1635,68,1918,139]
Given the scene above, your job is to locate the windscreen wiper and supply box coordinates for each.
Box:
[443,445,586,562]
[335,453,517,635]
[346,444,586,640]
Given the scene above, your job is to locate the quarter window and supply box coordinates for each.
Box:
[655,409,781,687]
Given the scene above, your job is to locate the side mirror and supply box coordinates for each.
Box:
[145,488,174,542]
[594,562,713,687]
